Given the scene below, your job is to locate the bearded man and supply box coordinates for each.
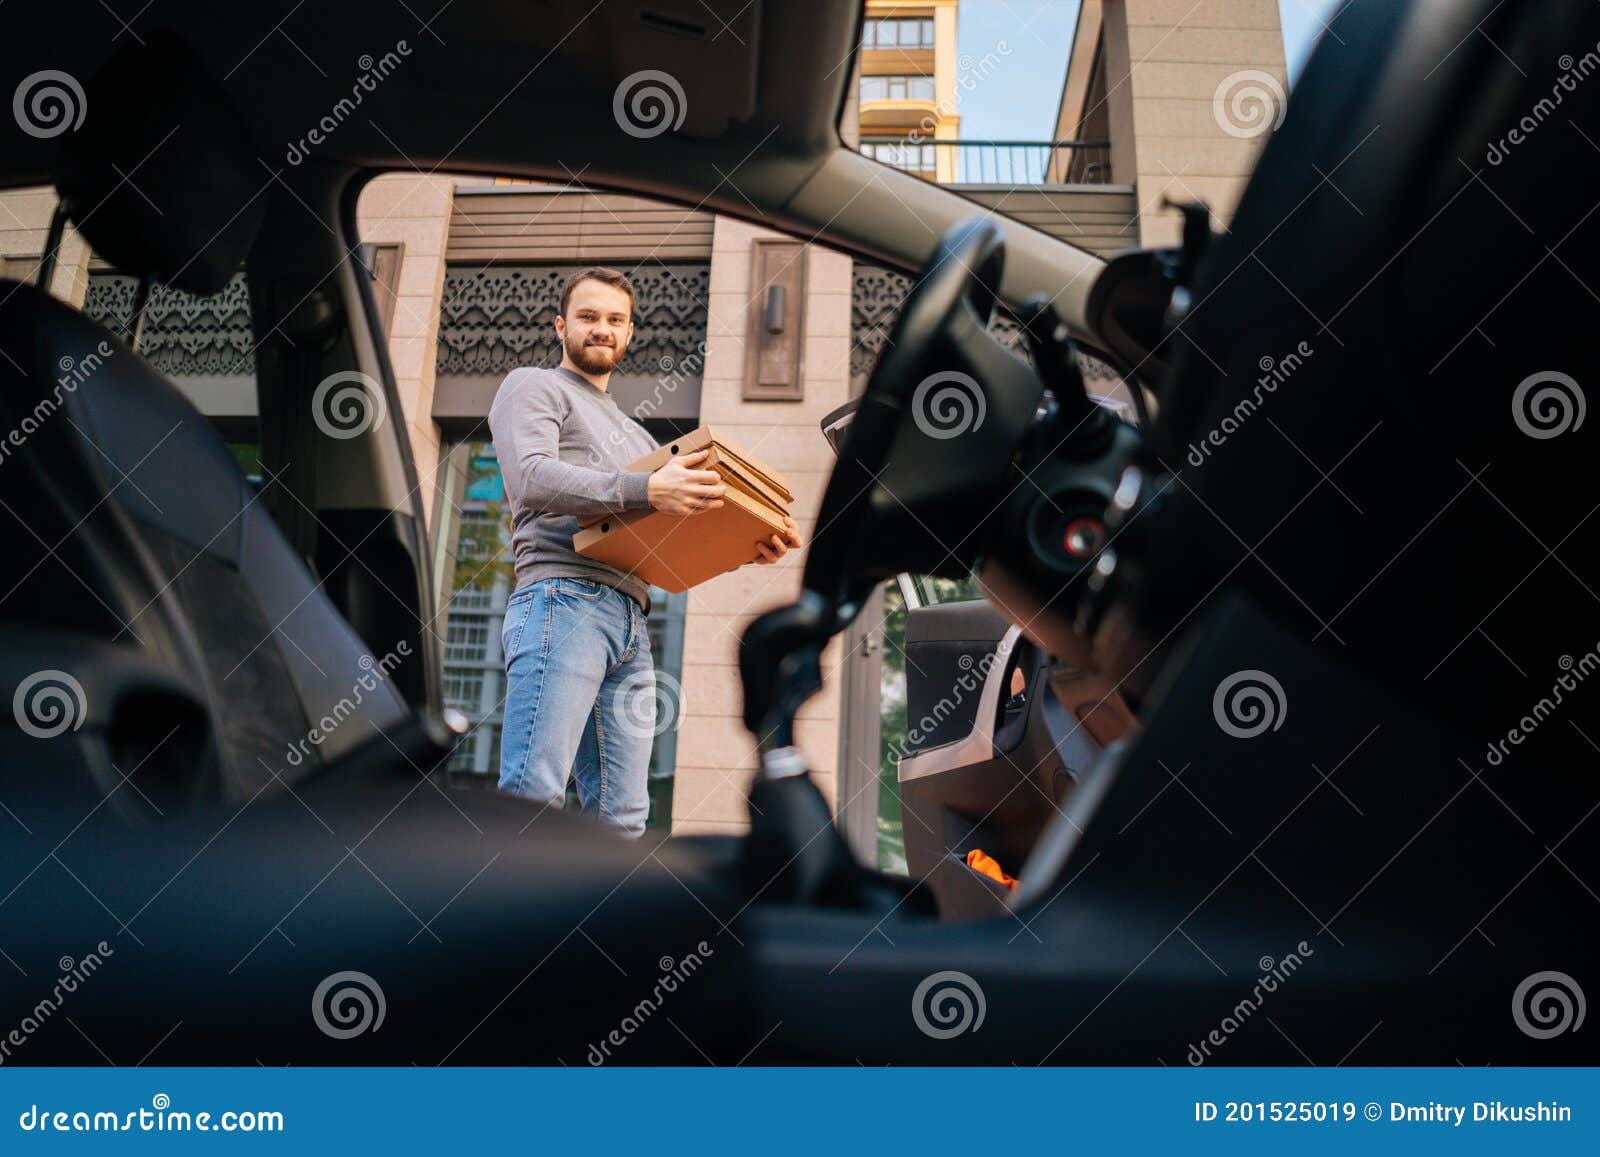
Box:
[488,266,800,835]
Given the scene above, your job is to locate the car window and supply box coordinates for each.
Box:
[913,573,982,606]
[853,259,1138,416]
[80,267,259,425]
[0,185,409,505]
[359,175,737,832]
[355,169,1047,845]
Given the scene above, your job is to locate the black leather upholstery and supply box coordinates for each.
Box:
[0,31,411,802]
[0,280,408,795]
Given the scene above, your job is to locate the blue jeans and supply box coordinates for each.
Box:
[497,577,654,837]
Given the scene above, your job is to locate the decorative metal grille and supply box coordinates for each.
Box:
[82,272,255,376]
[437,264,711,377]
[850,263,1124,392]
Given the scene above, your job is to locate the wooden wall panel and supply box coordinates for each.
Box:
[447,190,715,265]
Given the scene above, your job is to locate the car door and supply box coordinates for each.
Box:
[822,400,1106,921]
[894,577,1103,919]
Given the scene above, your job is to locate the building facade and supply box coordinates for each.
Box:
[0,1,1285,839]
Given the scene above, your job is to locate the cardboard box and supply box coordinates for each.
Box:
[573,427,793,593]
[578,427,792,523]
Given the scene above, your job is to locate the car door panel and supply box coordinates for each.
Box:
[898,598,1096,920]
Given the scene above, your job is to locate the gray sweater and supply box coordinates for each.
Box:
[487,366,659,610]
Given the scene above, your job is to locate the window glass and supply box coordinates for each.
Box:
[848,1,1300,232]
[372,173,727,834]
[913,574,984,606]
[859,139,936,173]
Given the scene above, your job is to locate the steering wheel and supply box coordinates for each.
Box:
[734,219,1049,906]
[740,219,1039,745]
[802,218,1040,624]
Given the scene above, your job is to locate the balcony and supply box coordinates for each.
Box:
[859,139,1113,185]
[858,72,941,132]
[858,95,941,131]
[856,139,1133,258]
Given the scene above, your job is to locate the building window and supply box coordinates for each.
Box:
[863,17,935,50]
[859,75,935,102]
[443,670,485,713]
[450,587,493,612]
[444,616,490,664]
[860,140,937,173]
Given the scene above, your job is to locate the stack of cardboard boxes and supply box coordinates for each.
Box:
[574,426,794,593]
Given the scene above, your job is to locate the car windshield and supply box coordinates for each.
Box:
[846,1,1338,251]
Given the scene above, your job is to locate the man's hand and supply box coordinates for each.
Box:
[647,448,725,515]
[753,516,804,565]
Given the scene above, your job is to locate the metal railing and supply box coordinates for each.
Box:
[859,139,1113,185]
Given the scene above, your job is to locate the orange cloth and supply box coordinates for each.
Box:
[965,848,1018,891]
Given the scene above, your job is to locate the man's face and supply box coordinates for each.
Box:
[557,280,634,375]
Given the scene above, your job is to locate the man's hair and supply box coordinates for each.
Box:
[560,266,636,318]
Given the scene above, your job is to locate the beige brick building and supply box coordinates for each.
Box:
[1057,0,1288,245]
[0,1,1284,842]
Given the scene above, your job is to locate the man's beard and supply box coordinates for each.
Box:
[567,333,623,374]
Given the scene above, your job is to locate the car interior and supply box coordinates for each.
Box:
[1,0,1596,1064]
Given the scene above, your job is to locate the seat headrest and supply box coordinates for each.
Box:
[54,31,266,296]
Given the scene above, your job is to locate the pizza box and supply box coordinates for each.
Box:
[573,481,791,593]
[578,427,792,530]
[640,426,793,503]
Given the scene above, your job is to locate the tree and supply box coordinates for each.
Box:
[451,444,514,593]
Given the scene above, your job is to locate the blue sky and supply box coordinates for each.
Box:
[955,0,1346,139]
